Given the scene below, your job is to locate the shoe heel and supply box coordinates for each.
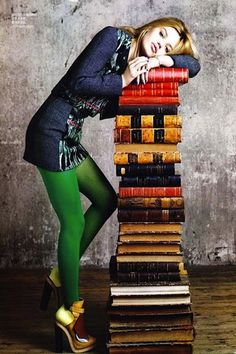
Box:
[54,323,63,353]
[40,278,52,311]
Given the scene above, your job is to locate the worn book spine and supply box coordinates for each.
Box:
[107,341,193,354]
[114,151,181,164]
[118,196,183,209]
[117,209,185,223]
[124,82,179,90]
[110,256,183,273]
[107,343,193,354]
[113,271,181,283]
[119,96,180,105]
[119,186,182,198]
[117,104,178,115]
[121,88,178,96]
[114,127,181,143]
[119,176,181,188]
[147,67,189,83]
[115,114,182,128]
[116,164,175,176]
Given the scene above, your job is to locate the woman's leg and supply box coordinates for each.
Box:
[37,166,85,309]
[75,155,118,257]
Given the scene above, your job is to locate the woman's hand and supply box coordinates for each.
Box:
[139,57,160,85]
[138,55,175,84]
[122,56,149,88]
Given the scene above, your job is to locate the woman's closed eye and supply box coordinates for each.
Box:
[159,29,165,38]
[165,45,171,53]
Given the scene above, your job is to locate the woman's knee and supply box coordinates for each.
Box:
[100,188,118,216]
[60,212,86,237]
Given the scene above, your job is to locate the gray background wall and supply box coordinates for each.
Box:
[0,0,235,268]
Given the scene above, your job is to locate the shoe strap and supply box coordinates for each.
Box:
[70,306,84,318]
[73,312,89,341]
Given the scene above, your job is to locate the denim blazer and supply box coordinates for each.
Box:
[51,26,200,120]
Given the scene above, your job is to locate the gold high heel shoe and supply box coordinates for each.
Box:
[55,299,96,353]
[40,267,63,310]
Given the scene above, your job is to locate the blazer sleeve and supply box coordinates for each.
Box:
[170,55,201,78]
[58,26,123,97]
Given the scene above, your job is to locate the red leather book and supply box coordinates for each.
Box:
[125,82,179,90]
[147,67,189,83]
[119,96,180,105]
[119,186,182,198]
[121,89,178,97]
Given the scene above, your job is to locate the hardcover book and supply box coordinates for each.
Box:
[116,242,181,254]
[117,105,178,115]
[119,223,183,234]
[115,114,182,129]
[107,342,193,354]
[118,196,184,208]
[113,151,181,165]
[114,127,181,144]
[116,164,176,176]
[109,326,194,343]
[118,186,182,198]
[117,209,185,223]
[119,96,180,105]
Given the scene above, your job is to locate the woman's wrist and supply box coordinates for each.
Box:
[122,73,131,88]
[158,55,174,67]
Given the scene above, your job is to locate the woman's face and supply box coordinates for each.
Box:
[141,26,180,57]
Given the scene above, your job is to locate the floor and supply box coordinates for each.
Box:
[0,266,236,354]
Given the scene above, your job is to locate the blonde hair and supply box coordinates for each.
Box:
[119,17,199,60]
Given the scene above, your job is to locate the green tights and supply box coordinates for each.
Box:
[37,155,117,309]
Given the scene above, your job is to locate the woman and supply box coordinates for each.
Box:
[23,17,200,353]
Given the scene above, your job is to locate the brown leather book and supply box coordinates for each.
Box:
[114,127,181,143]
[113,151,181,164]
[119,223,183,234]
[108,343,193,354]
[115,114,182,128]
[118,196,184,209]
[117,209,185,222]
[116,242,181,254]
[115,143,178,153]
[109,326,194,343]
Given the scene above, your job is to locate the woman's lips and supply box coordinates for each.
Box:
[151,42,158,54]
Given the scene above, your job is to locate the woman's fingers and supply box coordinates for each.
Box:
[137,67,148,84]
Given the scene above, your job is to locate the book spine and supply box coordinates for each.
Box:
[114,271,181,283]
[118,196,184,209]
[117,209,185,223]
[121,88,178,96]
[125,82,179,90]
[113,152,181,164]
[117,105,178,115]
[119,96,180,105]
[115,115,182,129]
[147,67,189,83]
[112,258,181,273]
[114,128,181,144]
[116,164,175,176]
[119,175,181,187]
[119,187,182,198]
[108,344,193,354]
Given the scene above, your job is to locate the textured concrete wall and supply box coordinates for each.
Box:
[0,0,235,268]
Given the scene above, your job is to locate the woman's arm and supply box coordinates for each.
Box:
[159,54,200,78]
[53,26,123,97]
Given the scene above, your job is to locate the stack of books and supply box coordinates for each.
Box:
[106,68,195,354]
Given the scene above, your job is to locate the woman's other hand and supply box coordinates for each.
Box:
[122,56,149,87]
[139,55,175,84]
